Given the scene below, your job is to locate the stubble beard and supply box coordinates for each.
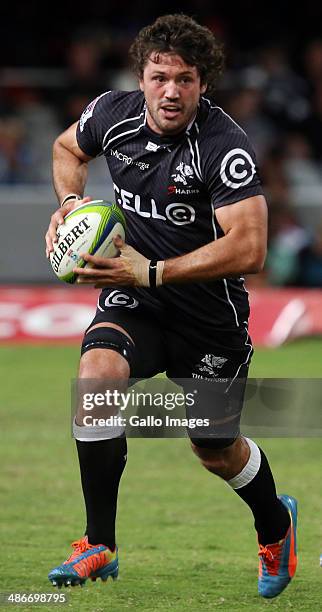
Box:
[146,102,189,136]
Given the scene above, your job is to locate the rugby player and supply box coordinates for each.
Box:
[45,14,297,598]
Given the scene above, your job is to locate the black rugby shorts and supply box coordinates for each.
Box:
[84,287,253,440]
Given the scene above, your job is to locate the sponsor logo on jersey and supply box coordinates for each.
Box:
[145,141,160,152]
[104,290,138,309]
[168,185,200,195]
[110,149,150,171]
[220,148,255,189]
[114,183,195,226]
[192,354,228,379]
[171,162,194,186]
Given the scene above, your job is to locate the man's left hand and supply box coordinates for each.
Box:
[74,235,150,288]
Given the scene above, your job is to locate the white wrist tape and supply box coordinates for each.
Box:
[119,244,149,286]
[156,260,165,287]
[119,244,164,287]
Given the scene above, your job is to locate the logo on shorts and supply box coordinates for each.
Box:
[220,148,255,189]
[103,291,138,309]
[193,354,228,379]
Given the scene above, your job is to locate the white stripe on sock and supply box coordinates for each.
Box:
[227,437,261,489]
[72,416,125,441]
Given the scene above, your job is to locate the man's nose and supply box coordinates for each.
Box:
[164,81,180,99]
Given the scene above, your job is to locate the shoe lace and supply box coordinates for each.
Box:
[258,542,283,576]
[65,537,93,564]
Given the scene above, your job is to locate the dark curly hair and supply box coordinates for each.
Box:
[129,14,224,96]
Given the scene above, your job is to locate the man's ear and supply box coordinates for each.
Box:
[200,83,207,94]
[139,79,144,92]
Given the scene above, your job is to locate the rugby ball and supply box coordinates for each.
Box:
[50,200,126,284]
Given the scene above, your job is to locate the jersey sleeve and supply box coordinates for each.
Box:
[201,121,264,209]
[76,91,114,157]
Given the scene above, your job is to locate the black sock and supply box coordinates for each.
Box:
[234,448,290,545]
[76,436,127,549]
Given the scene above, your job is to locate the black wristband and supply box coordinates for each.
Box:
[149,260,158,289]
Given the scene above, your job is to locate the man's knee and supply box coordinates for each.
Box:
[75,323,133,439]
[79,323,134,379]
[190,437,239,473]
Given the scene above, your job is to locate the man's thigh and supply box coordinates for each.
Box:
[84,288,167,379]
[165,323,253,445]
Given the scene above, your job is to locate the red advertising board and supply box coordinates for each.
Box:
[249,288,322,346]
[0,286,321,346]
[0,286,98,343]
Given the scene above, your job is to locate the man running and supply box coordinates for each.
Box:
[46,14,297,598]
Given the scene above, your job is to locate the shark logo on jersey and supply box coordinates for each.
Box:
[220,148,256,189]
[171,162,194,186]
[193,354,228,379]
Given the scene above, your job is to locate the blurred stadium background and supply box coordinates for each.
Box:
[1,2,322,609]
[1,0,322,345]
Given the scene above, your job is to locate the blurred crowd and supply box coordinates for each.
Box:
[1,16,322,287]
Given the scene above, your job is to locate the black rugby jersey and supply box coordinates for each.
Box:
[76,90,264,330]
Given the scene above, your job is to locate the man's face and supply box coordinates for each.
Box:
[139,53,207,136]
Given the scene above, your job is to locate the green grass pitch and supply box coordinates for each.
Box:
[0,339,322,611]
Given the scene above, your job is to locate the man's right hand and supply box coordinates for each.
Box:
[45,196,92,258]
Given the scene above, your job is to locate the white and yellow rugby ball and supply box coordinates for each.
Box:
[50,200,126,284]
